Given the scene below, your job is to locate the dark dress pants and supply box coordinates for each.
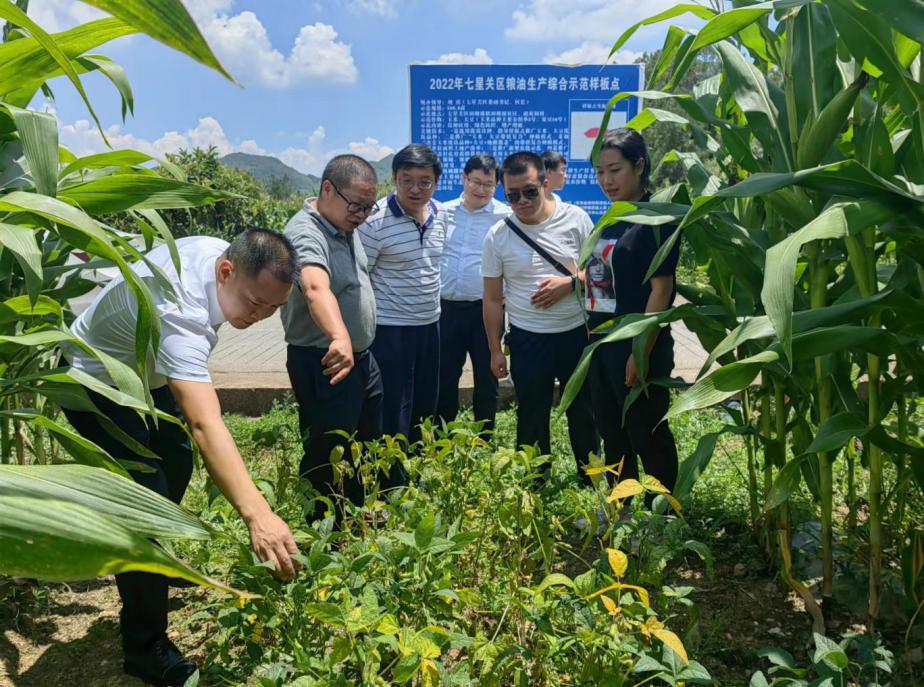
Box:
[286,345,384,519]
[63,385,193,653]
[369,323,440,484]
[589,333,679,495]
[508,324,599,484]
[436,299,498,434]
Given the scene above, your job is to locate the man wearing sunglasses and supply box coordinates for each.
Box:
[482,151,598,486]
[359,144,447,482]
[437,154,510,437]
[282,154,383,522]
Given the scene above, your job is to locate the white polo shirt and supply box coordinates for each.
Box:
[359,193,447,326]
[440,195,511,302]
[69,236,228,388]
[482,200,593,334]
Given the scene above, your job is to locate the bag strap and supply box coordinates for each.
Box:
[504,218,573,277]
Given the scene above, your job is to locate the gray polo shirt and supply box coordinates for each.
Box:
[281,202,376,351]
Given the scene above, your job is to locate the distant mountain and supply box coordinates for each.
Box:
[371,154,394,182]
[219,152,395,195]
[219,153,320,195]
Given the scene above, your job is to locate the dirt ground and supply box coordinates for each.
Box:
[0,579,209,687]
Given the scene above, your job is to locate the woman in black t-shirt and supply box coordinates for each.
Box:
[585,128,680,496]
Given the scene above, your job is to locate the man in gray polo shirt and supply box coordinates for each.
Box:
[282,155,382,522]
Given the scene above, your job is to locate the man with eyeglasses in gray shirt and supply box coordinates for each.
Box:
[282,155,383,521]
[359,144,446,481]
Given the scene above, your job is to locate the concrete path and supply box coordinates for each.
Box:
[210,312,710,415]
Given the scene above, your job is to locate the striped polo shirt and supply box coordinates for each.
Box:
[359,193,447,326]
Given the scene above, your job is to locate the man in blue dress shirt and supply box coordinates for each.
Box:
[436,154,510,435]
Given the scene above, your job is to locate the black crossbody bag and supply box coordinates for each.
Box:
[504,218,574,278]
[501,218,577,353]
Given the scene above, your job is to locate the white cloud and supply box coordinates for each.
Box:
[198,9,358,87]
[421,48,494,65]
[347,0,399,17]
[28,0,357,88]
[279,127,395,176]
[59,116,266,159]
[26,0,105,33]
[543,42,641,65]
[348,138,395,161]
[505,0,687,43]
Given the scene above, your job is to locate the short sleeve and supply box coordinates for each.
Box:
[651,223,681,278]
[287,225,330,273]
[481,227,503,279]
[154,313,214,383]
[358,220,380,271]
[574,207,595,241]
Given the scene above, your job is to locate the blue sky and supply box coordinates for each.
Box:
[34,0,687,175]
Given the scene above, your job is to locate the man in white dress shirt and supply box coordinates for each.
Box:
[436,154,510,435]
[64,229,301,685]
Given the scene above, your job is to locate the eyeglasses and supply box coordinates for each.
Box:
[330,182,375,217]
[396,177,435,191]
[504,185,542,204]
[465,176,497,191]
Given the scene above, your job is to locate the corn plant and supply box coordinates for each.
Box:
[564,0,923,632]
[0,0,248,591]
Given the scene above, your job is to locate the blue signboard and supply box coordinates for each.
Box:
[409,64,643,220]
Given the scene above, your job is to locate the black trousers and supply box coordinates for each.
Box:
[508,324,599,483]
[63,385,193,653]
[286,345,384,517]
[370,323,440,446]
[589,333,679,494]
[436,299,498,433]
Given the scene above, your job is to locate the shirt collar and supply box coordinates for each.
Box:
[387,192,439,230]
[305,201,343,239]
[457,194,497,214]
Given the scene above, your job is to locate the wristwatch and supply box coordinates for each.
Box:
[570,274,578,290]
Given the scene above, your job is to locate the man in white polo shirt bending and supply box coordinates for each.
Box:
[359,144,446,478]
[437,153,510,436]
[482,152,598,485]
[64,229,301,686]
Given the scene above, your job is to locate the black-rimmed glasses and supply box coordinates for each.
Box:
[330,182,375,216]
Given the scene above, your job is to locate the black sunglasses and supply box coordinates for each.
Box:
[330,182,375,217]
[504,185,542,204]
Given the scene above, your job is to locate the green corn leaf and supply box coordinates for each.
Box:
[687,3,774,55]
[0,222,42,303]
[0,464,211,540]
[715,41,794,172]
[60,150,184,181]
[78,54,134,120]
[791,2,840,129]
[609,4,715,57]
[761,201,894,364]
[78,0,233,81]
[0,495,246,596]
[3,105,58,197]
[803,412,869,455]
[665,350,780,422]
[0,19,136,96]
[58,174,237,214]
[764,456,807,512]
[828,0,924,114]
[0,410,127,476]
[0,1,107,142]
[854,0,924,44]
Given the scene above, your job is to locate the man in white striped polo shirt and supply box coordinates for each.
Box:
[359,144,446,479]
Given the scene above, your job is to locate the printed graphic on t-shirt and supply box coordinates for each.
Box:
[585,238,618,312]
